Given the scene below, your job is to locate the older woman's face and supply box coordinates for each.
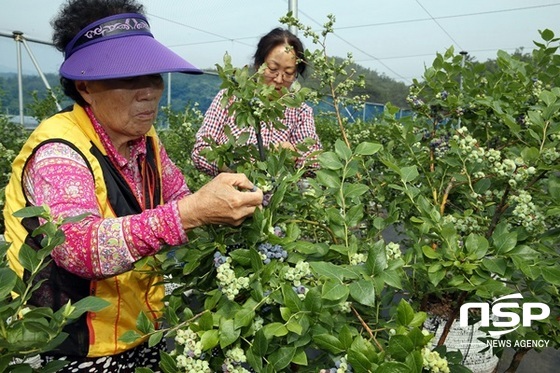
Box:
[76,74,164,146]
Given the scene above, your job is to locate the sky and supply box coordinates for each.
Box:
[1,0,560,85]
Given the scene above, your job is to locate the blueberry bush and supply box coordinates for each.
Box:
[134,23,560,373]
[0,207,108,372]
[1,14,558,373]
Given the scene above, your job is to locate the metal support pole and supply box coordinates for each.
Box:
[13,31,25,126]
[19,35,62,111]
[457,50,468,128]
[166,72,172,127]
[288,0,298,35]
[459,51,468,92]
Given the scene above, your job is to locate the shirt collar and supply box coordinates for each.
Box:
[84,105,147,168]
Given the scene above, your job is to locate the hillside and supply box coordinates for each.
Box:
[0,62,410,118]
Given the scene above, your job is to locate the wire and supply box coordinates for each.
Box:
[415,0,463,51]
[291,5,410,81]
[335,3,560,31]
[147,13,254,49]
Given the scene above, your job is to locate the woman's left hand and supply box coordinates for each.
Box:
[276,141,295,151]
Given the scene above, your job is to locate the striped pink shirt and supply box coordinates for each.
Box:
[23,107,190,280]
[192,89,322,175]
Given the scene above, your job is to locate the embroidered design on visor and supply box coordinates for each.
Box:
[64,13,152,59]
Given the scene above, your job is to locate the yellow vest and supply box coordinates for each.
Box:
[3,104,165,357]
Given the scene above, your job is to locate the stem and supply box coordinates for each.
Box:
[439,178,455,215]
[436,291,469,346]
[351,306,384,352]
[151,309,211,338]
[256,130,266,161]
[504,347,531,373]
[285,219,339,244]
[539,120,549,153]
[485,184,511,239]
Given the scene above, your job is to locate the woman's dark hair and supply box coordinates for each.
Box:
[253,27,307,77]
[51,0,145,106]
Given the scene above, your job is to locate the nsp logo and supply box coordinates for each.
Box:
[459,293,550,337]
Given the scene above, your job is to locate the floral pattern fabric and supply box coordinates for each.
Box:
[23,107,190,279]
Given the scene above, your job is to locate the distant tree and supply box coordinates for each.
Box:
[0,90,29,232]
[301,56,410,107]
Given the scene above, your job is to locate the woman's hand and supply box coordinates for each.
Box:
[277,141,296,152]
[177,173,263,229]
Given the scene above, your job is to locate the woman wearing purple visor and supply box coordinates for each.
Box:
[3,0,263,370]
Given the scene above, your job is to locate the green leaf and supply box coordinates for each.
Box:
[18,244,37,273]
[347,349,373,372]
[293,241,329,256]
[136,311,154,334]
[148,331,163,347]
[286,318,303,335]
[376,361,412,373]
[249,247,264,272]
[381,269,403,289]
[493,231,517,255]
[422,245,441,259]
[200,329,219,350]
[41,360,72,373]
[339,325,354,349]
[521,147,540,163]
[355,142,382,156]
[219,318,240,349]
[67,296,110,319]
[291,348,308,366]
[396,299,415,326]
[428,270,446,287]
[229,249,252,266]
[465,233,489,260]
[12,206,48,218]
[246,349,263,373]
[334,139,352,161]
[159,351,177,373]
[303,287,322,314]
[540,90,557,106]
[318,151,344,170]
[262,322,289,338]
[234,307,255,329]
[405,350,424,373]
[400,166,419,183]
[321,279,349,301]
[343,183,369,199]
[252,329,269,356]
[387,334,414,361]
[119,330,143,343]
[282,283,303,312]
[198,310,214,331]
[316,169,342,189]
[349,279,376,307]
[541,28,555,41]
[346,204,364,227]
[365,240,388,276]
[407,326,428,347]
[0,268,17,300]
[481,257,507,276]
[313,334,345,354]
[310,262,346,282]
[270,346,296,371]
[541,266,560,285]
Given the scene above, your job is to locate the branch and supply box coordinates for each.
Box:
[351,306,384,352]
[504,347,531,373]
[436,291,469,347]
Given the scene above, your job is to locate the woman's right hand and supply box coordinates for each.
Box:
[177,173,263,229]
